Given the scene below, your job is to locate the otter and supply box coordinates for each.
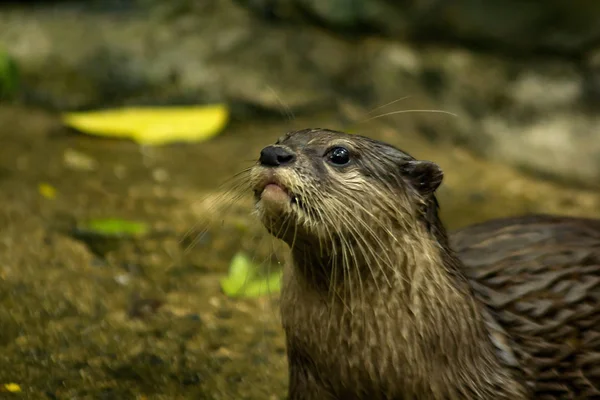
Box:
[248,128,600,399]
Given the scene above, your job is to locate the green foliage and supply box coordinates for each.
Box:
[220,252,282,298]
[77,218,149,238]
[0,49,19,99]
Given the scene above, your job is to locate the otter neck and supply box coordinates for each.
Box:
[286,225,524,398]
[289,222,467,297]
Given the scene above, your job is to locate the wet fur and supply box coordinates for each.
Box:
[248,128,599,399]
[452,215,600,399]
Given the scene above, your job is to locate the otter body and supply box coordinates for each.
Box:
[248,129,600,399]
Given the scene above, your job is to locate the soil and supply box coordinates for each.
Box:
[0,105,598,399]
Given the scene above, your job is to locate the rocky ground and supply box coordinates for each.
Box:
[2,0,600,186]
[0,105,599,398]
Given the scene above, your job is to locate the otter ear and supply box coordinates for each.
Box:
[401,160,443,195]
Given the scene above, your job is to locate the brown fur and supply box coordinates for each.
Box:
[248,128,599,399]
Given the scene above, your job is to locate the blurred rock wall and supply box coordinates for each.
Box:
[1,0,600,187]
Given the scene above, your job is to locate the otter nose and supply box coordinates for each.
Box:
[259,145,296,167]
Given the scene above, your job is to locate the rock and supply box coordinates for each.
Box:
[239,0,600,55]
[360,40,600,188]
[414,0,600,55]
[0,0,343,113]
[240,0,409,35]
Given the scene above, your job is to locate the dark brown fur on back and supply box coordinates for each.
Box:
[249,129,600,400]
[451,215,600,398]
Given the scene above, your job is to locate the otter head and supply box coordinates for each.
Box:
[249,128,445,252]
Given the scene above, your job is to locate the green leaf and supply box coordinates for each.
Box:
[0,49,19,99]
[220,252,282,298]
[77,218,149,238]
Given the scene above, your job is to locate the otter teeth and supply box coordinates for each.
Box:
[291,195,303,208]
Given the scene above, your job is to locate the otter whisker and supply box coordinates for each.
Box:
[330,181,400,237]
[181,167,252,240]
[223,165,255,184]
[180,188,252,257]
[366,96,412,114]
[302,187,360,322]
[341,222,362,313]
[360,109,459,124]
[336,223,372,339]
[311,197,352,333]
[327,190,402,285]
[318,211,355,325]
[335,209,404,331]
[266,84,295,122]
[314,191,398,310]
[343,221,389,292]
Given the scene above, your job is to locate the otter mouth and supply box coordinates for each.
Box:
[255,180,303,209]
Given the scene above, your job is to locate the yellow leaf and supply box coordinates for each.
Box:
[38,183,57,199]
[61,104,229,146]
[3,383,21,392]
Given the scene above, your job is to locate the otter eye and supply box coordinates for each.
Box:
[327,147,351,166]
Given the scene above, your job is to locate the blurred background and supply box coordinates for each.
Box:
[1,0,600,398]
